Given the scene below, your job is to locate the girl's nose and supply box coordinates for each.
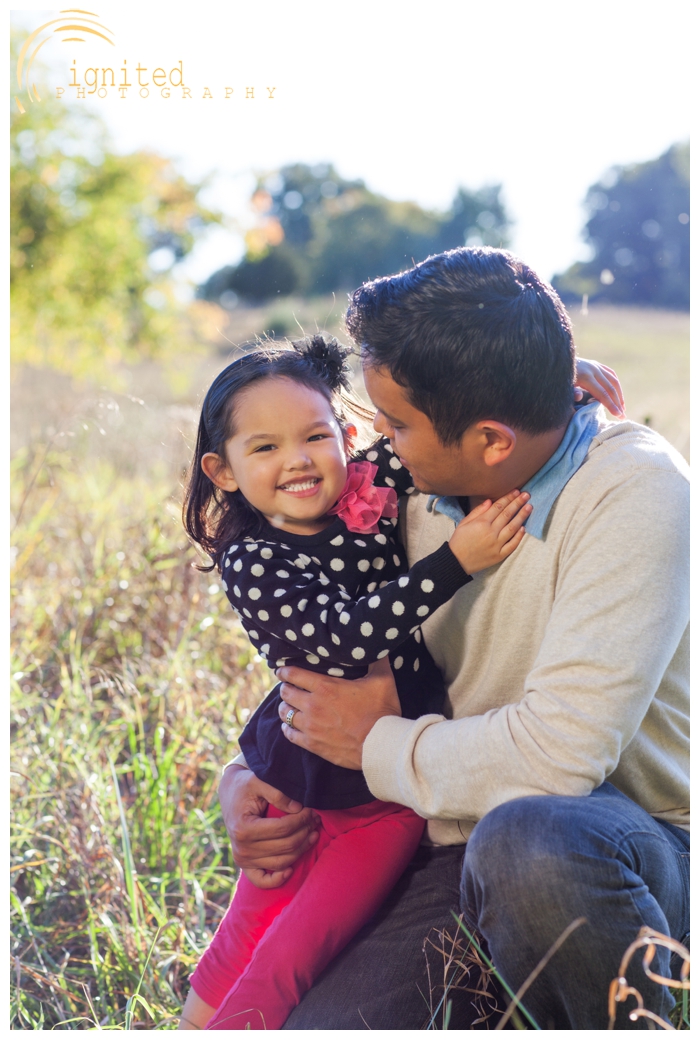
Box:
[285,446,313,469]
[373,410,389,436]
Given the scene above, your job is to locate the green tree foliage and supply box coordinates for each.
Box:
[553,143,689,309]
[11,93,218,375]
[199,164,510,303]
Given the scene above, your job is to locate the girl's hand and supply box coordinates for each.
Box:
[448,490,531,574]
[574,358,625,417]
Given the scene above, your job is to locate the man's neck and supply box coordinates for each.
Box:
[467,417,572,509]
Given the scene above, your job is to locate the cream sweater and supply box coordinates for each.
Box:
[362,420,690,844]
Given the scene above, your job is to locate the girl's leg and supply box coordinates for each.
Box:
[207,804,424,1031]
[189,807,329,1012]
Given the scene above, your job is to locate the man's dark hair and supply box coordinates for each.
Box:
[345,247,576,444]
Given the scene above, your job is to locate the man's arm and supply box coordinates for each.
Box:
[279,467,689,820]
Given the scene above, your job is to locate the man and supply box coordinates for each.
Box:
[218,248,689,1029]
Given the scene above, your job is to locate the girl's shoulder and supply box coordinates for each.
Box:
[354,437,415,496]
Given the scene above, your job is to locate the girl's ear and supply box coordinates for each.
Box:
[343,423,358,456]
[201,452,239,492]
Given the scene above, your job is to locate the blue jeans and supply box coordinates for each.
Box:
[284,783,689,1029]
[461,783,690,1029]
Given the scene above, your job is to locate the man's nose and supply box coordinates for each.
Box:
[373,410,389,436]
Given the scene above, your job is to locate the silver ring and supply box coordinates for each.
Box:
[285,707,297,729]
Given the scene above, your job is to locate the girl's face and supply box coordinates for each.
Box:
[202,377,351,536]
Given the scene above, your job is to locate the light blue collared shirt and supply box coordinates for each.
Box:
[426,402,603,539]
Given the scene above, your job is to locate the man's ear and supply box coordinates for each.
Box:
[201,452,239,492]
[473,421,517,467]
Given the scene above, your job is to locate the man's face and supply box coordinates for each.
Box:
[363,362,483,497]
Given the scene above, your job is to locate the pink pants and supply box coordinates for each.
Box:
[190,800,425,1030]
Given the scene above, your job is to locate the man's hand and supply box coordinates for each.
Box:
[218,765,320,888]
[276,656,402,770]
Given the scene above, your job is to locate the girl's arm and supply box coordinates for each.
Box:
[224,491,529,669]
[574,358,625,417]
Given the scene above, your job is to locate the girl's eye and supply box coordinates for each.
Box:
[254,444,275,453]
[308,434,328,442]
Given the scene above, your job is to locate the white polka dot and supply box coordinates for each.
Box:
[260,547,273,559]
[317,594,329,604]
[416,605,430,617]
[398,576,409,587]
[328,668,344,677]
[280,605,293,617]
[320,610,328,622]
[383,442,394,453]
[246,544,257,552]
[354,539,367,547]
[243,609,252,618]
[312,556,321,565]
[394,655,404,669]
[339,612,351,625]
[390,456,402,470]
[274,588,286,597]
[276,569,290,578]
[357,559,370,572]
[276,658,286,666]
[372,558,386,570]
[368,596,380,608]
[352,647,365,659]
[360,622,373,637]
[340,590,350,599]
[330,558,344,571]
[306,654,320,664]
[224,560,230,568]
[233,559,243,572]
[334,602,344,613]
[222,580,228,591]
[302,572,314,579]
[285,629,297,641]
[330,535,344,546]
[298,598,308,611]
[261,644,270,655]
[406,486,415,494]
[317,646,329,657]
[367,583,377,592]
[379,581,388,588]
[319,573,330,585]
[421,579,435,593]
[302,623,315,637]
[384,477,395,487]
[385,627,398,639]
[390,517,399,525]
[331,634,341,645]
[366,450,378,461]
[414,629,422,642]
[393,555,401,566]
[299,553,311,565]
[229,545,239,553]
[377,648,390,658]
[251,563,265,577]
[392,601,405,615]
[257,609,269,621]
[374,534,387,545]
[247,588,260,601]
[248,629,259,639]
[410,625,419,634]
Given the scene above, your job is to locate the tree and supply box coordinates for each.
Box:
[11,85,218,375]
[198,165,510,303]
[553,143,689,309]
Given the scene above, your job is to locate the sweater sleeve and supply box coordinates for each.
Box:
[223,540,470,668]
[357,437,415,497]
[362,466,690,820]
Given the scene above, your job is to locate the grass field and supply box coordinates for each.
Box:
[10,300,689,1029]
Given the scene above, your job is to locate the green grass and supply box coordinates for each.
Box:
[10,300,689,1028]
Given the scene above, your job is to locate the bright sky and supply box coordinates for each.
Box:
[12,2,691,286]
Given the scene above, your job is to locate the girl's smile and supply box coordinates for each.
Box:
[201,377,351,536]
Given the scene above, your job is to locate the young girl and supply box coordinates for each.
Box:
[178,337,620,1029]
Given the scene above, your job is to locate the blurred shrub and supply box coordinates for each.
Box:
[11,92,219,378]
[198,164,511,303]
[553,143,689,309]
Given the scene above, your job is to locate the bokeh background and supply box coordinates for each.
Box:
[10,3,690,1029]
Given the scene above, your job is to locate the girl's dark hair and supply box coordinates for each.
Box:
[183,335,372,571]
